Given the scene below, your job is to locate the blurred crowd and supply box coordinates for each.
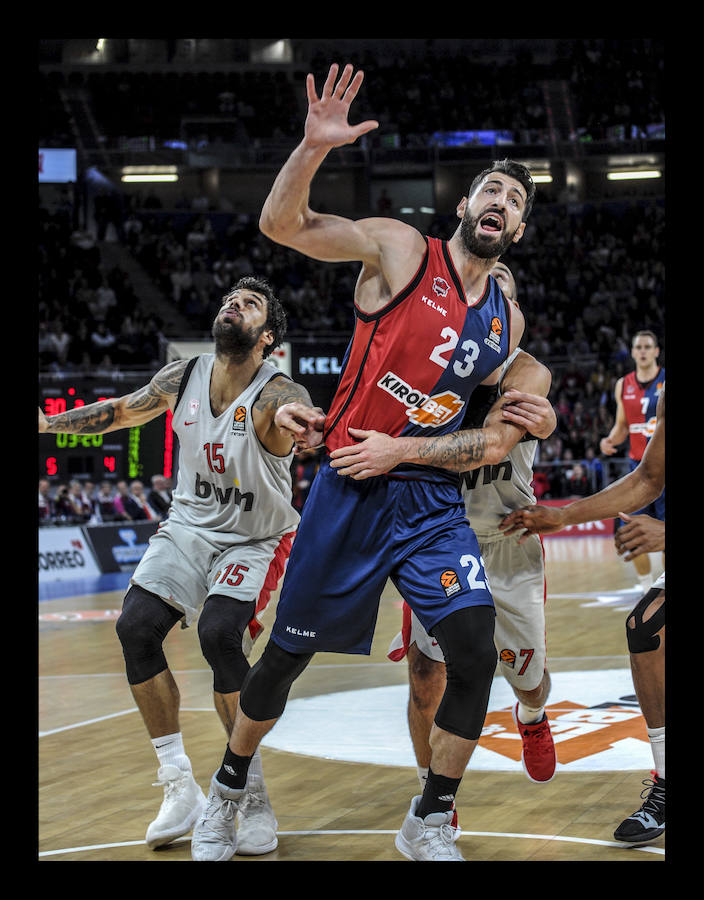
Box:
[40,38,663,150]
[38,474,174,526]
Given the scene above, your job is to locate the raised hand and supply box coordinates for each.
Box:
[304,63,379,150]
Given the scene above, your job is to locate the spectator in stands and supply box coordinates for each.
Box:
[123,480,158,521]
[113,480,131,520]
[48,320,71,368]
[95,481,119,522]
[38,478,53,522]
[147,474,173,520]
[566,461,590,498]
[67,480,92,522]
[53,483,74,521]
[90,322,117,361]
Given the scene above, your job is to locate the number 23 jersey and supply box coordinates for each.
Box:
[324,236,513,480]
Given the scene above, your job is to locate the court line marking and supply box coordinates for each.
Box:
[38,655,630,681]
[37,830,664,858]
[39,708,138,737]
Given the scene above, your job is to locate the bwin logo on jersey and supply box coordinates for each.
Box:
[195,473,254,510]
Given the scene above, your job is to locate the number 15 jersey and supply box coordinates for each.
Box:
[324,236,513,482]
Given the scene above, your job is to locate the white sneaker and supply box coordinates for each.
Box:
[145,765,207,849]
[236,774,279,855]
[395,796,465,861]
[191,775,243,861]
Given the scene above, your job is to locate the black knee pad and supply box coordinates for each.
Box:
[115,585,184,685]
[197,595,255,694]
[626,587,666,654]
[239,639,313,721]
[430,605,497,741]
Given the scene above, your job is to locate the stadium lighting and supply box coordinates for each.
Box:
[531,174,553,183]
[121,174,179,182]
[607,170,661,181]
[121,165,179,183]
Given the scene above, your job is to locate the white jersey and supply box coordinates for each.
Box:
[168,354,300,540]
[460,349,538,539]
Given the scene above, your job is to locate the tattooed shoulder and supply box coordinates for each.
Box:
[125,359,190,413]
[254,376,311,414]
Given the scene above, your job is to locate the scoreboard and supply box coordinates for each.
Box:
[39,380,174,483]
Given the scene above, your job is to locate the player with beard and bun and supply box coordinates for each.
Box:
[38,276,326,856]
[190,63,536,863]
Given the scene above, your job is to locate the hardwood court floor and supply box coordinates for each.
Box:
[38,536,665,863]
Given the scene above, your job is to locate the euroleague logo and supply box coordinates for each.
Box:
[484,316,504,354]
[440,569,461,597]
[231,404,247,435]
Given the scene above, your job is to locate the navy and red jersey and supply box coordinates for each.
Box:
[621,368,665,462]
[323,236,512,481]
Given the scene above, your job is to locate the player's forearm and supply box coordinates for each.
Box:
[41,399,122,435]
[397,426,507,472]
[259,140,329,242]
[560,467,663,526]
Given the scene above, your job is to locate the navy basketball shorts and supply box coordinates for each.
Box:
[616,458,665,529]
[271,459,495,655]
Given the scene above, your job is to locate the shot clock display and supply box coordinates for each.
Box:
[39,381,173,483]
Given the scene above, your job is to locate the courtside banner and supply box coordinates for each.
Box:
[537,500,615,537]
[38,526,102,582]
[83,521,159,573]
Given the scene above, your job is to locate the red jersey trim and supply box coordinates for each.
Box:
[353,237,429,323]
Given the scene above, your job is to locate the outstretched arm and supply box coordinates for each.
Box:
[252,376,326,456]
[501,386,665,537]
[329,351,554,479]
[38,359,190,435]
[258,63,425,313]
[600,377,629,455]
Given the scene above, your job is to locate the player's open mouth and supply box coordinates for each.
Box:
[479,213,504,233]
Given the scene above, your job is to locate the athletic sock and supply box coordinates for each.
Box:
[151,732,191,772]
[216,745,252,790]
[647,725,665,778]
[415,768,461,819]
[246,747,264,783]
[638,572,654,592]
[517,702,545,725]
[416,765,429,791]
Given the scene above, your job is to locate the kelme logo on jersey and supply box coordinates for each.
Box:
[377,372,465,429]
[483,316,504,353]
[232,404,247,435]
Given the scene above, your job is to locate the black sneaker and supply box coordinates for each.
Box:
[613,772,665,843]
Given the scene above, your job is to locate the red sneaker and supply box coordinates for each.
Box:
[512,703,557,783]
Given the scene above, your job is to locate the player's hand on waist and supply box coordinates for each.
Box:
[329,427,405,479]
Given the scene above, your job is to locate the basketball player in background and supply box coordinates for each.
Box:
[501,386,665,845]
[331,262,559,803]
[600,331,665,592]
[190,62,534,863]
[38,276,326,856]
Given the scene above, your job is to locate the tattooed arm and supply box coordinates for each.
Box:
[38,360,190,435]
[329,352,555,479]
[252,376,326,456]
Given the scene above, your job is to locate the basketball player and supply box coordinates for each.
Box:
[38,276,326,855]
[501,387,665,844]
[330,262,559,800]
[600,331,665,592]
[190,63,536,863]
